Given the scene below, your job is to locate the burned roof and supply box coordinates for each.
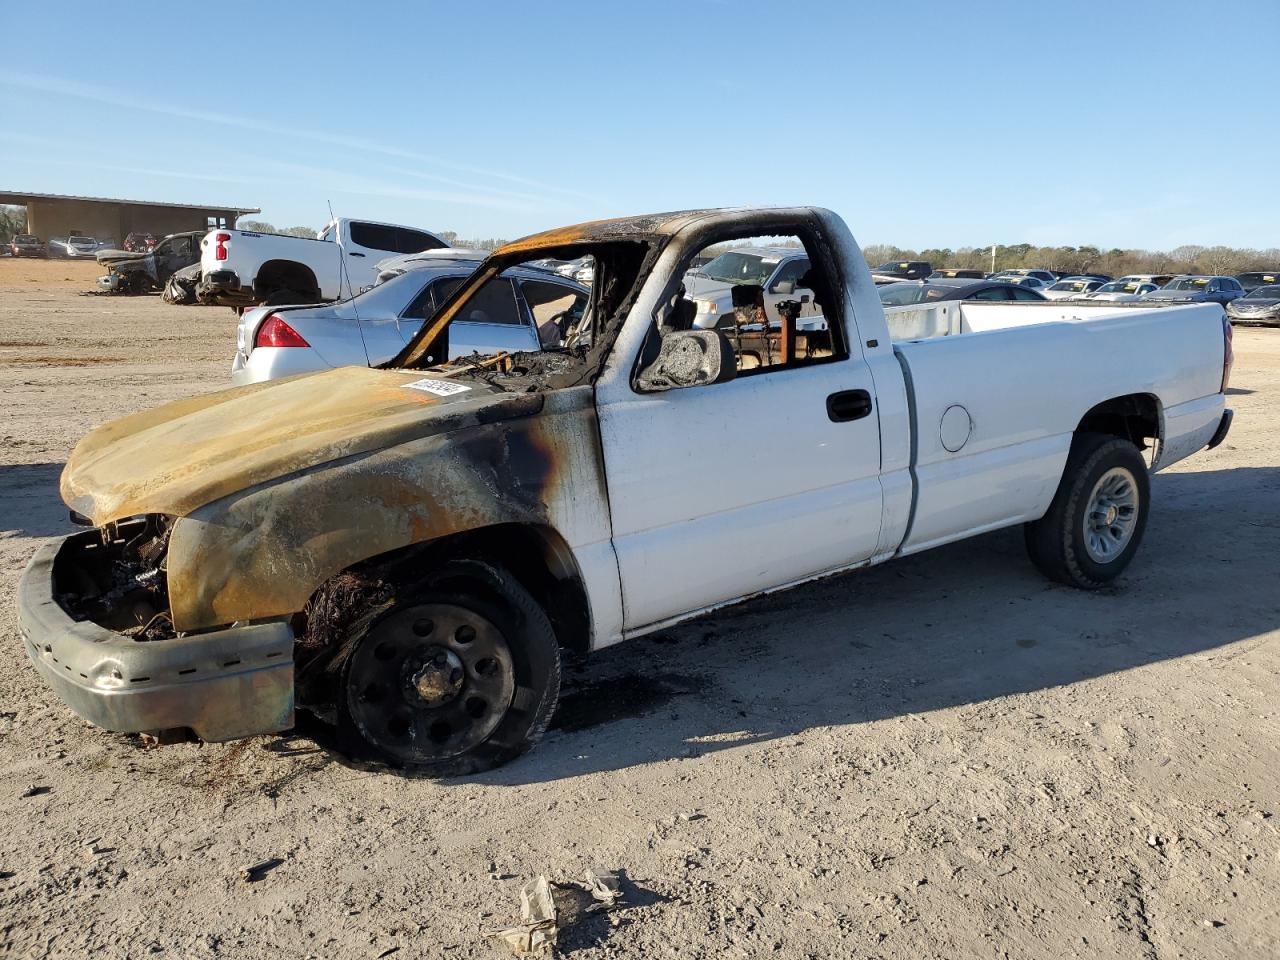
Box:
[495,209,733,256]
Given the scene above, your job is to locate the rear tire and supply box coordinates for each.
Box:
[1024,432,1150,589]
[336,562,560,776]
[261,288,307,306]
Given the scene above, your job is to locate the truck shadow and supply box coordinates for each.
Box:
[474,463,1280,785]
[0,462,74,540]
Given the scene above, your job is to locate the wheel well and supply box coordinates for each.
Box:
[316,524,592,658]
[1076,394,1161,451]
[254,259,320,299]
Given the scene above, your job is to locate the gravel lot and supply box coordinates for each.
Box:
[1,258,1277,959]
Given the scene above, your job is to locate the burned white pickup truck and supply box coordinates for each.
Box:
[19,207,1234,774]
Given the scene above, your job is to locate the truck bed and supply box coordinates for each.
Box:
[885,300,1227,556]
[883,298,1186,342]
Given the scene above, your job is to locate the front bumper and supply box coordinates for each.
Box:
[197,269,254,306]
[1227,311,1280,326]
[18,535,296,742]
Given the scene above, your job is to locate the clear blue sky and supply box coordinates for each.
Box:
[2,0,1276,250]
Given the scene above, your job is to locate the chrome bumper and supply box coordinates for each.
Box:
[17,536,295,742]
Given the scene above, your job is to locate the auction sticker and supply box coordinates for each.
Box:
[402,378,473,397]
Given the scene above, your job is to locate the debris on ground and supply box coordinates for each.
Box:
[492,874,559,954]
[583,866,623,911]
[240,857,284,883]
[491,867,628,954]
[20,785,51,798]
[162,263,201,305]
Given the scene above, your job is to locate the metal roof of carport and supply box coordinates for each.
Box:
[0,190,259,214]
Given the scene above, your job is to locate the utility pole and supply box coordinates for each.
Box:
[990,244,996,275]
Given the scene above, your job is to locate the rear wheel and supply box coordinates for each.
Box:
[1024,432,1150,589]
[337,563,560,775]
[261,288,308,307]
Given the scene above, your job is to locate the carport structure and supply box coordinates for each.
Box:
[0,190,259,243]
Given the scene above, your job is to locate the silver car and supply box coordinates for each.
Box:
[231,259,589,386]
[48,235,99,258]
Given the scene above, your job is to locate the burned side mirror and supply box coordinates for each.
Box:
[636,329,736,392]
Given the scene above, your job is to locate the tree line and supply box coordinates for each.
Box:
[2,205,1273,276]
[862,242,1280,278]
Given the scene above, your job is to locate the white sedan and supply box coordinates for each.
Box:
[231,259,589,386]
[1042,278,1105,300]
[1086,280,1160,302]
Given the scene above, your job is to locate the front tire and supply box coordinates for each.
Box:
[337,563,560,775]
[1024,432,1150,589]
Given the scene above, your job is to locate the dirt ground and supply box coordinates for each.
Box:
[1,258,1277,959]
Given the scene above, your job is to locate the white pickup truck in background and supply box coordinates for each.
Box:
[196,218,449,307]
[685,245,822,329]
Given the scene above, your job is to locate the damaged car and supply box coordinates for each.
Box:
[19,206,1234,775]
[95,231,203,294]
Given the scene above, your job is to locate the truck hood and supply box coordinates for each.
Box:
[94,248,141,265]
[62,366,517,524]
[682,274,735,302]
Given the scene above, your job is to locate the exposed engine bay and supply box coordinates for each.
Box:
[52,515,175,640]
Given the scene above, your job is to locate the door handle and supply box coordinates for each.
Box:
[827,389,873,422]
[347,251,366,258]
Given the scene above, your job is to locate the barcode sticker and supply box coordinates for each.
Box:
[403,378,472,397]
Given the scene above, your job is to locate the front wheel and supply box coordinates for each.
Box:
[1024,432,1150,589]
[337,563,560,775]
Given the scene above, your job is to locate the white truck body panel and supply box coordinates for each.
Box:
[199,218,447,305]
[888,300,1225,551]
[585,210,1227,646]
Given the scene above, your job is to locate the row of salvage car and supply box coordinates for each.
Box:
[91,221,1280,394]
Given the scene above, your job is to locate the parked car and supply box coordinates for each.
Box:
[990,268,1057,286]
[9,234,47,258]
[872,259,933,280]
[197,218,449,307]
[684,246,822,329]
[1042,278,1106,300]
[373,247,521,284]
[1117,274,1175,288]
[95,231,205,294]
[928,268,986,280]
[1225,284,1280,326]
[95,237,119,252]
[231,259,588,385]
[1143,275,1244,306]
[48,235,99,258]
[124,232,158,252]
[879,278,1047,306]
[989,273,1048,290]
[22,206,1233,773]
[1086,280,1160,302]
[1235,271,1280,293]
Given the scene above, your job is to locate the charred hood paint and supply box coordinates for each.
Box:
[62,366,515,524]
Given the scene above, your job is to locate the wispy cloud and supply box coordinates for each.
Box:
[1,72,595,205]
[0,130,548,216]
